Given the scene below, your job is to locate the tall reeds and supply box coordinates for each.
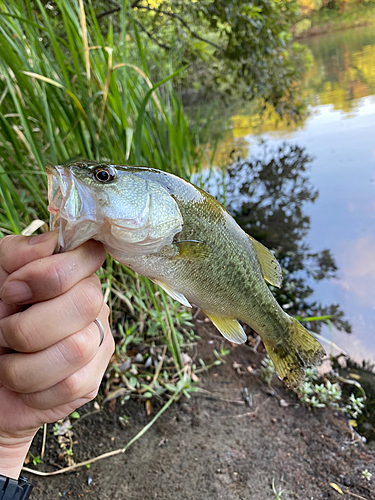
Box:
[0,0,207,235]
[0,0,211,385]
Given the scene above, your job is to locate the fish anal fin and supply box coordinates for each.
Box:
[152,279,192,308]
[248,235,282,288]
[262,318,325,389]
[204,312,247,344]
[174,240,212,261]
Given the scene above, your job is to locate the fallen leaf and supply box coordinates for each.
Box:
[330,483,344,495]
[146,399,153,416]
[103,387,128,405]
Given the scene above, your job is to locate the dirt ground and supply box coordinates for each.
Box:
[27,329,375,500]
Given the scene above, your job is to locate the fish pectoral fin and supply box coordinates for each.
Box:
[247,235,282,288]
[204,313,247,344]
[152,279,192,308]
[173,240,212,261]
[262,318,325,389]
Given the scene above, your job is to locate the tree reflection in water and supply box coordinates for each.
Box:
[225,143,351,335]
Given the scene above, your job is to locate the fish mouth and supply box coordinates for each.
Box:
[45,164,68,251]
[46,164,64,224]
[45,163,101,253]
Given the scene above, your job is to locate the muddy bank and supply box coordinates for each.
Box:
[25,328,375,500]
[296,20,373,40]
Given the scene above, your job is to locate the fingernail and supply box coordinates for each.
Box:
[0,281,32,304]
[29,230,57,246]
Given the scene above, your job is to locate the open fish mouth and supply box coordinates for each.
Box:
[46,164,68,251]
[46,164,64,228]
[45,163,99,252]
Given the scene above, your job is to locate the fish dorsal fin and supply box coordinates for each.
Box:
[152,279,192,308]
[204,312,247,344]
[173,240,212,260]
[248,235,282,288]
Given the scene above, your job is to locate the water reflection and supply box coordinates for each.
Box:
[215,24,375,144]
[305,26,375,112]
[209,24,375,363]
[225,143,350,335]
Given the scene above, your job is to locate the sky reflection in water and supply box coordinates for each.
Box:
[228,25,375,363]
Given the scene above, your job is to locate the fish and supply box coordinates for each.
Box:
[46,160,325,388]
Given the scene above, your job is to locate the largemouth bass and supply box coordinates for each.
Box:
[46,160,325,388]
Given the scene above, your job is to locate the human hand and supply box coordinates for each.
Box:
[0,232,114,478]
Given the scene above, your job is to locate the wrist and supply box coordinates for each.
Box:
[0,439,34,480]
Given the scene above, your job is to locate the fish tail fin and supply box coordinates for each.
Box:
[262,318,325,389]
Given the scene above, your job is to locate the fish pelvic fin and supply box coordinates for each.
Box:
[152,279,192,308]
[248,235,282,288]
[262,318,325,389]
[204,312,247,344]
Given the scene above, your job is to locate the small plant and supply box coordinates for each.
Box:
[345,393,365,419]
[362,469,372,482]
[193,345,230,374]
[28,453,43,466]
[272,478,287,499]
[298,373,342,409]
[260,355,276,384]
[260,357,365,422]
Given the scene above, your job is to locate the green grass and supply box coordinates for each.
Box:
[0,0,216,404]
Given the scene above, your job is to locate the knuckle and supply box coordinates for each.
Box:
[79,281,104,320]
[84,387,99,403]
[0,235,17,251]
[44,259,71,295]
[63,329,95,365]
[0,357,25,392]
[0,236,17,261]
[61,374,80,401]
[11,316,35,352]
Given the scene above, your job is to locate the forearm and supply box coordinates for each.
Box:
[0,439,34,479]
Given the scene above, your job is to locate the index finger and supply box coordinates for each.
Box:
[0,231,58,276]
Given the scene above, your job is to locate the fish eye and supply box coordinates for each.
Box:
[94,167,116,183]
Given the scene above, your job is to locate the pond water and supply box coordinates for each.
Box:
[216,25,375,364]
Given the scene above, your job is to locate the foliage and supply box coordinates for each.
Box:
[362,469,372,481]
[298,369,342,408]
[261,355,276,385]
[260,355,365,421]
[89,0,312,117]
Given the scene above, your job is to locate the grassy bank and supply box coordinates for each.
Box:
[0,0,217,413]
[295,4,375,38]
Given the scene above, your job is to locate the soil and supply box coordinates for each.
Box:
[26,326,375,500]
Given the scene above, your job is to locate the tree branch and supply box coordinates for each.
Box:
[134,18,171,51]
[136,5,223,52]
[96,0,144,21]
[95,1,221,55]
[96,7,120,20]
